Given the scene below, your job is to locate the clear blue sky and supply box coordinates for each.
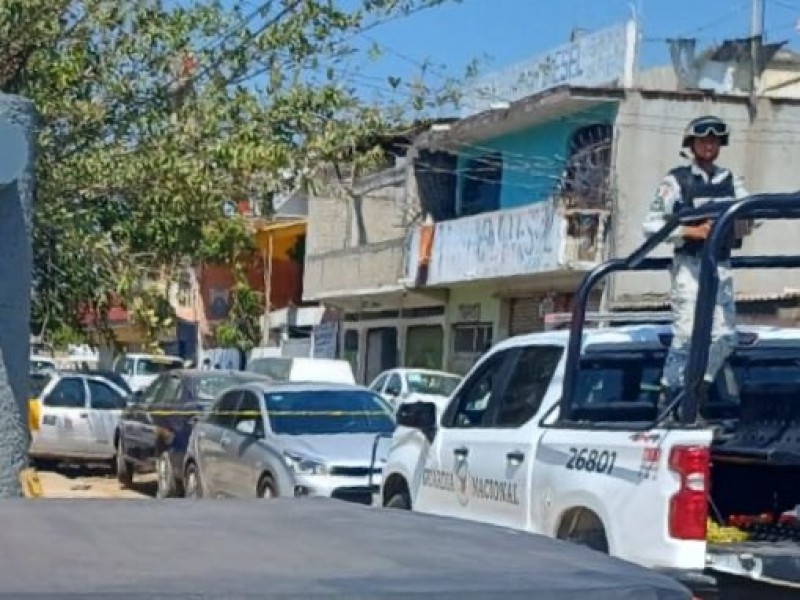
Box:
[346,0,800,98]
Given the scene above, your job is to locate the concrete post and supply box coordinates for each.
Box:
[0,94,36,497]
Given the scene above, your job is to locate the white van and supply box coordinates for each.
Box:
[245,357,355,385]
[112,353,185,392]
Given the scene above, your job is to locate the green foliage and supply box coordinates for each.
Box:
[48,324,88,349]
[213,263,263,353]
[1,0,465,343]
[197,217,255,265]
[128,281,176,354]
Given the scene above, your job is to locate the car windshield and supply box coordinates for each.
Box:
[406,372,461,397]
[136,358,183,376]
[264,390,395,436]
[29,373,52,398]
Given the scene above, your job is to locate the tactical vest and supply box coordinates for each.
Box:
[669,166,739,258]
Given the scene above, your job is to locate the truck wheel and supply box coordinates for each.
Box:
[557,509,609,553]
[385,491,411,510]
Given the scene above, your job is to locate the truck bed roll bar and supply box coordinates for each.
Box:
[561,194,800,425]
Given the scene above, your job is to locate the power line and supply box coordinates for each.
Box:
[643,0,752,42]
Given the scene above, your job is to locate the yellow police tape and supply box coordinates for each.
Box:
[137,410,388,417]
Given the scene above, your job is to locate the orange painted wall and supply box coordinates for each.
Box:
[200,254,302,322]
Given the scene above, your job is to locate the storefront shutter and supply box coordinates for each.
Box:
[509,298,544,337]
[508,292,603,337]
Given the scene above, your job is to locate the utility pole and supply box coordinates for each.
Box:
[0,94,36,498]
[749,0,765,115]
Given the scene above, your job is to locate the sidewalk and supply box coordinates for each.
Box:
[38,470,153,499]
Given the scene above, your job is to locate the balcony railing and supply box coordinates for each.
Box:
[410,202,609,286]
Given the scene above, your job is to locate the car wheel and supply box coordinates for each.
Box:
[184,462,203,499]
[116,438,134,487]
[156,451,177,499]
[385,491,411,510]
[257,474,277,499]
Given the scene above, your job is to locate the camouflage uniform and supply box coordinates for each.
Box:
[643,163,748,390]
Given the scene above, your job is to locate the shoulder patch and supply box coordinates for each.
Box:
[650,182,671,211]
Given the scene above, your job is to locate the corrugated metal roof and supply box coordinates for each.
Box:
[611,289,800,310]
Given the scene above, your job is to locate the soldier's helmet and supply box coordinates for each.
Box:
[682,115,729,148]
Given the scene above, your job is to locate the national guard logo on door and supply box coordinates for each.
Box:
[454,461,470,507]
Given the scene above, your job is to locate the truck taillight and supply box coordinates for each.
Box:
[668,445,710,540]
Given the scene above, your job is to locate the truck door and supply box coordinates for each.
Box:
[425,344,563,531]
[414,349,518,526]
[480,343,564,531]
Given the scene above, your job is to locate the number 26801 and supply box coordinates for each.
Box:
[566,448,617,474]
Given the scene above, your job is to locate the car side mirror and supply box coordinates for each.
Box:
[236,419,258,437]
[396,401,437,442]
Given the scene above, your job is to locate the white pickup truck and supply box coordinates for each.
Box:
[379,322,800,593]
[379,194,800,595]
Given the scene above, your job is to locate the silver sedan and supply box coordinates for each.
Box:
[183,382,395,504]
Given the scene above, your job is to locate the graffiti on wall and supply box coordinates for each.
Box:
[460,20,636,117]
[429,201,561,285]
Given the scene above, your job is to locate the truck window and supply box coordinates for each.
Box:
[569,347,800,423]
[494,346,563,427]
[445,350,512,428]
[571,354,664,423]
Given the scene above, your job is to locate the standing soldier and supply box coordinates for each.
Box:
[643,115,753,410]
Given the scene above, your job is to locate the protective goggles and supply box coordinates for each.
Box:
[686,120,729,138]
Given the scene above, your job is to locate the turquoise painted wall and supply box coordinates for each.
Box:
[457,103,618,210]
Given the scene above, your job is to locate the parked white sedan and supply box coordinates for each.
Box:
[369,368,462,411]
[30,373,130,467]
